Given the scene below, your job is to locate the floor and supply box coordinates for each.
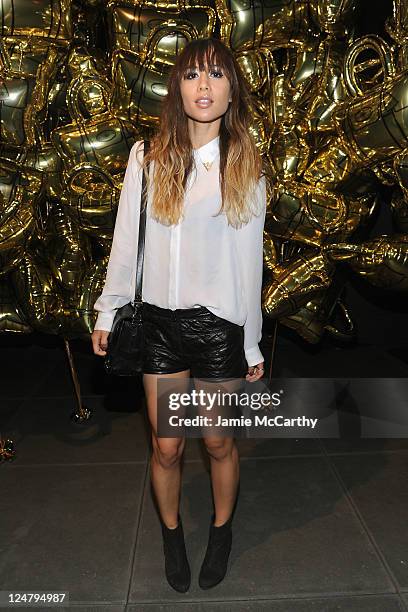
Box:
[1,328,408,612]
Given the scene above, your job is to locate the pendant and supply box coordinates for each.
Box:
[202,160,213,171]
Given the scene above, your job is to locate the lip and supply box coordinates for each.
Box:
[195,98,213,107]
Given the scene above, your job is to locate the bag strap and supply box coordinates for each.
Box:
[134,139,150,304]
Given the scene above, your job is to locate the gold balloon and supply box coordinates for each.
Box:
[110,23,200,126]
[262,252,335,318]
[217,0,311,51]
[390,187,408,234]
[45,200,92,296]
[0,0,72,42]
[236,50,269,92]
[309,0,356,35]
[385,0,408,46]
[267,180,374,247]
[61,168,121,240]
[324,235,408,291]
[54,256,111,339]
[108,1,216,56]
[0,279,32,332]
[280,295,355,344]
[0,158,44,274]
[0,0,407,344]
[0,41,62,148]
[10,253,62,333]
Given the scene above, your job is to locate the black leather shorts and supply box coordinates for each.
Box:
[141,302,247,379]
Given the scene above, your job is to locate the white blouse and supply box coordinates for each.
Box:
[93,135,267,368]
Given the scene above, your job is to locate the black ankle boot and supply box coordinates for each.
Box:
[198,513,233,589]
[160,514,191,592]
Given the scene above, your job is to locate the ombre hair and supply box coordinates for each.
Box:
[137,37,265,229]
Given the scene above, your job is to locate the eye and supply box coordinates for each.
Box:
[184,69,198,79]
[183,68,224,79]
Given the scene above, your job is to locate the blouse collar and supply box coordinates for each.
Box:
[193,135,220,164]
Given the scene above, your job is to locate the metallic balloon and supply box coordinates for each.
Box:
[0,0,72,42]
[108,1,216,56]
[262,251,335,318]
[0,0,407,345]
[0,158,45,274]
[324,235,408,291]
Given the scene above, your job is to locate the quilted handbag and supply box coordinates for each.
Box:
[104,140,150,376]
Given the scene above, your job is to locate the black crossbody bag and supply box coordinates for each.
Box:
[104,140,150,376]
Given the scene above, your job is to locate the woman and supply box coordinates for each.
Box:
[91,37,267,592]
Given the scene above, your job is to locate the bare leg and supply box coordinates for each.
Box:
[202,435,239,526]
[143,369,190,528]
[194,377,243,526]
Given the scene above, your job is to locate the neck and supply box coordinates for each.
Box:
[188,118,221,150]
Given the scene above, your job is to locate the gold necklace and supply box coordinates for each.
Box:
[201,160,213,171]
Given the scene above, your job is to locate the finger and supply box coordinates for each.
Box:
[246,376,257,383]
[94,347,107,356]
[92,339,107,356]
[99,341,108,354]
[246,369,263,381]
[253,365,265,377]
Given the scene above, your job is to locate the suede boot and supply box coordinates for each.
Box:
[160,514,191,592]
[198,513,233,589]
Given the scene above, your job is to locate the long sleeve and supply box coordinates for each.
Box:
[93,141,144,332]
[234,175,267,367]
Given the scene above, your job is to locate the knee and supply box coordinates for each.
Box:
[203,438,233,461]
[152,437,184,469]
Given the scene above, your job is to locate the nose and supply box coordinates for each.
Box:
[198,71,210,90]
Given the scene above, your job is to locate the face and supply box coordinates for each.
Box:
[179,56,232,124]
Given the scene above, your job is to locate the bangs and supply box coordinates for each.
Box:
[176,39,233,81]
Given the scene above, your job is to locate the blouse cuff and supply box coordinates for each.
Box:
[93,311,115,332]
[245,345,264,368]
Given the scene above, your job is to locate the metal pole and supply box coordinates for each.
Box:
[268,320,279,382]
[63,338,92,423]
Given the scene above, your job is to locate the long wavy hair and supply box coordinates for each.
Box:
[137,37,265,229]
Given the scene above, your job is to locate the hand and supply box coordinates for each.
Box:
[246,361,265,383]
[91,329,110,356]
